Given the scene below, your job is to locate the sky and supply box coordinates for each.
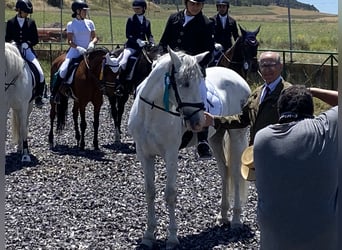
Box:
[299,0,338,15]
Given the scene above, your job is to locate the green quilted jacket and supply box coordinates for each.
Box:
[213,78,292,145]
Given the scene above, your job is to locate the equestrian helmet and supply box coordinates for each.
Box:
[16,0,33,14]
[132,0,147,9]
[216,0,229,7]
[187,0,205,3]
[71,0,89,12]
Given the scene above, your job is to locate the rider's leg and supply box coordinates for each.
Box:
[51,58,70,102]
[197,77,212,159]
[119,48,135,70]
[28,54,46,108]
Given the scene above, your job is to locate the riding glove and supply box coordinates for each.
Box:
[136,39,147,47]
[21,42,29,49]
[88,42,95,50]
[76,46,87,55]
[214,43,223,51]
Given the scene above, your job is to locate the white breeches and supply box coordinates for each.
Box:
[24,48,45,82]
[117,48,136,70]
[59,48,81,79]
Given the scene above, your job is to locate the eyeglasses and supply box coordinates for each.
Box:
[259,62,279,68]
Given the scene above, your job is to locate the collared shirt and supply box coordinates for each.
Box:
[219,14,227,29]
[184,10,195,26]
[260,76,282,104]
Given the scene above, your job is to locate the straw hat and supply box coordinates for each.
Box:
[240,146,255,181]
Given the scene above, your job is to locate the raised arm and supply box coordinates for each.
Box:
[308,87,338,106]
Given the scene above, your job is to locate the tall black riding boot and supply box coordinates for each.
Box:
[35,79,45,108]
[50,74,63,104]
[197,127,212,160]
[114,72,125,97]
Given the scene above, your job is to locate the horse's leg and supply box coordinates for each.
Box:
[79,105,87,150]
[92,99,102,150]
[117,94,129,136]
[164,154,180,249]
[18,105,31,162]
[209,128,230,225]
[72,102,81,148]
[140,152,158,248]
[225,128,249,228]
[48,102,56,148]
[108,96,120,143]
[21,102,33,162]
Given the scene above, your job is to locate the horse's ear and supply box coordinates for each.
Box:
[239,24,246,37]
[254,25,261,36]
[195,51,211,68]
[168,46,182,68]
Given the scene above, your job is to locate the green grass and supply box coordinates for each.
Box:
[5,4,338,52]
[5,4,338,96]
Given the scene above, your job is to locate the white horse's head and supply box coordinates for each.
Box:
[167,47,209,132]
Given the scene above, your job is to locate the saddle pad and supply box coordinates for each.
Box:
[205,79,223,116]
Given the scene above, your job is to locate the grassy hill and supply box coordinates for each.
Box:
[5,0,338,23]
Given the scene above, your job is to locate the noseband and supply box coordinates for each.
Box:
[140,64,205,121]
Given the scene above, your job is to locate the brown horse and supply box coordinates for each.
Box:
[49,47,118,150]
[108,44,162,142]
[216,25,260,79]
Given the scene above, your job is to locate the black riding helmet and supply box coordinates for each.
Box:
[16,0,33,14]
[216,0,229,7]
[71,0,89,18]
[185,0,205,4]
[132,0,147,9]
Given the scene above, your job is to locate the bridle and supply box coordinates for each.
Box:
[83,49,117,89]
[140,64,205,122]
[5,66,23,91]
[219,34,259,70]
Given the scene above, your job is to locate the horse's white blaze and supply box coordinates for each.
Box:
[128,47,251,248]
[5,42,33,162]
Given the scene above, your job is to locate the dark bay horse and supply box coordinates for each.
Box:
[216,25,260,79]
[108,45,162,142]
[49,47,118,150]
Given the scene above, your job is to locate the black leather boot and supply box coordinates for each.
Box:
[50,74,63,104]
[35,79,45,108]
[197,127,212,160]
[114,73,125,97]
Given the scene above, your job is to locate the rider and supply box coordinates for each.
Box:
[5,0,46,108]
[211,0,239,52]
[159,0,215,160]
[50,0,98,103]
[111,0,155,95]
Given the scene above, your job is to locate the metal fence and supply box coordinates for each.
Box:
[36,42,338,89]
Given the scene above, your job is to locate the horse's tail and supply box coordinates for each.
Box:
[56,95,69,131]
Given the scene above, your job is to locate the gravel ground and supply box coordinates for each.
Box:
[5,96,260,249]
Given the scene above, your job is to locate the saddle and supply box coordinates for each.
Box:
[25,60,40,100]
[118,53,139,82]
[64,56,83,84]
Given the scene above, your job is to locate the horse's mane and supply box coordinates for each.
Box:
[153,50,202,82]
[5,43,25,80]
[87,47,110,59]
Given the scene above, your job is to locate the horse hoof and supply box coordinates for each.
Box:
[216,214,229,225]
[231,221,243,229]
[21,155,31,162]
[166,239,180,250]
[140,238,156,250]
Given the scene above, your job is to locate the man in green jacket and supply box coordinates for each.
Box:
[204,51,292,145]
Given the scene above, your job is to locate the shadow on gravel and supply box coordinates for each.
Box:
[50,145,111,162]
[5,153,39,175]
[134,224,254,249]
[103,141,136,154]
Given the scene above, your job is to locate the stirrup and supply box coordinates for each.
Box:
[60,84,78,101]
